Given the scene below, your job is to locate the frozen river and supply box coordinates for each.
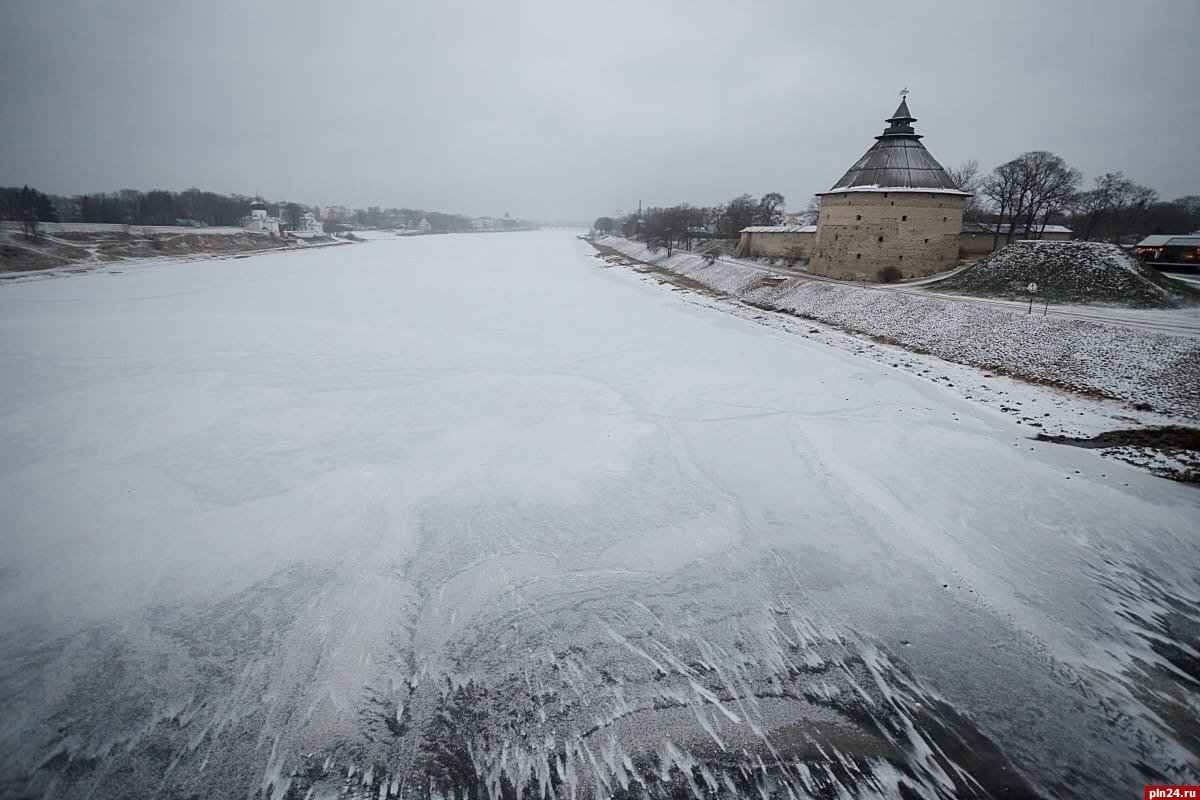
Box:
[1,231,1197,798]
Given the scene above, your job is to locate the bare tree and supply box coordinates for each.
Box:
[1072,181,1110,242]
[1071,172,1157,242]
[757,192,786,225]
[1139,196,1200,236]
[948,160,983,222]
[980,161,1023,250]
[643,205,690,257]
[283,202,306,231]
[18,212,38,241]
[796,196,821,226]
[719,194,758,237]
[981,151,1081,247]
[1020,152,1081,238]
[14,186,43,240]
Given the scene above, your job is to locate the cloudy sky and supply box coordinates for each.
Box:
[1,0,1197,222]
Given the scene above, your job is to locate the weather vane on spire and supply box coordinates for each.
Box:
[900,87,909,99]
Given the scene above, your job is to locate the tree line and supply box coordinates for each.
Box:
[0,185,281,229]
[941,154,1198,247]
[0,186,57,239]
[338,206,473,232]
[594,192,791,256]
[1,185,521,238]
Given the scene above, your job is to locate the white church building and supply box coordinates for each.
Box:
[243,199,282,236]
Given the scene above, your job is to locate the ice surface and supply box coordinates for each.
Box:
[0,231,1197,798]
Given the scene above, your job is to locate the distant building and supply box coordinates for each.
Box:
[291,211,324,239]
[1135,234,1200,267]
[737,225,816,260]
[958,222,1073,258]
[321,205,353,223]
[808,97,970,280]
[243,199,281,236]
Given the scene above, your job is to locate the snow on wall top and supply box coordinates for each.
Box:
[1137,234,1200,248]
[821,186,972,197]
[961,222,1073,235]
[740,225,817,234]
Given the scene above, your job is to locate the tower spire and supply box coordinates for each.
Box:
[882,92,917,137]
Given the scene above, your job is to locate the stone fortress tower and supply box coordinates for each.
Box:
[808,95,970,280]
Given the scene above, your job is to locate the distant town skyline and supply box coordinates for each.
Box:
[2,0,1197,222]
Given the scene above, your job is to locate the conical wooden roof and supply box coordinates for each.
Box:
[823,99,966,195]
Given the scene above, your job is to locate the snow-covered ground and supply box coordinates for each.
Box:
[679,242,1200,337]
[0,231,1197,799]
[600,237,1200,418]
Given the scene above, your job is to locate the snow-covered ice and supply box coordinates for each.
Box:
[0,231,1197,798]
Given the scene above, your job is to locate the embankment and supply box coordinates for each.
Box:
[592,237,1200,419]
[1,222,349,275]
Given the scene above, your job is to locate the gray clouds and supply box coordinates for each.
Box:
[2,0,1197,221]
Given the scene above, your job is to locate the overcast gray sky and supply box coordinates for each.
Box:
[1,0,1197,222]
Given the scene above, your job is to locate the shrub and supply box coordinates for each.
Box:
[877,265,902,283]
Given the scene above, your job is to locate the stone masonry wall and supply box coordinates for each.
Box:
[959,230,1073,258]
[742,231,814,260]
[809,192,965,280]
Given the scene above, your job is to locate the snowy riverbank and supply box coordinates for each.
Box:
[594,237,1200,420]
[0,221,354,277]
